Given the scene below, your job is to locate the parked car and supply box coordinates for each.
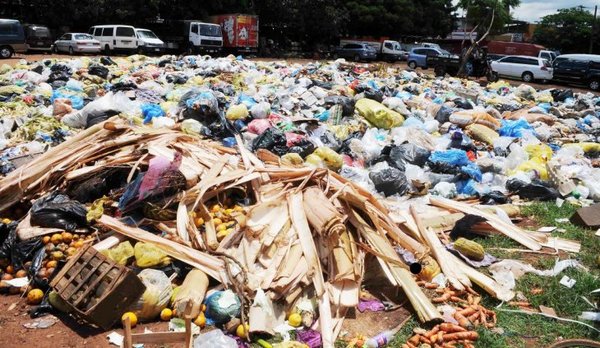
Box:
[24,24,52,52]
[490,55,552,82]
[407,47,452,69]
[552,54,600,91]
[0,19,27,58]
[89,25,138,54]
[53,33,101,54]
[135,28,165,55]
[334,43,377,61]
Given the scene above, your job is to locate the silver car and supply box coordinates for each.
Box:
[53,33,101,55]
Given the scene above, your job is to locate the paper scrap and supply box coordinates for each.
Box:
[5,277,29,287]
[106,332,123,347]
[23,315,59,329]
[539,305,557,317]
[595,229,600,237]
[555,218,570,223]
[537,226,556,233]
[559,275,576,288]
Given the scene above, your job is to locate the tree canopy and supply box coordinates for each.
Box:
[457,0,520,35]
[533,7,598,54]
[23,0,457,45]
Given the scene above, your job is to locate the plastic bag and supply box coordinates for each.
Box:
[101,241,134,265]
[428,149,471,167]
[431,182,458,199]
[134,242,171,268]
[252,127,288,156]
[369,167,409,196]
[449,110,501,129]
[130,269,172,321]
[355,98,404,129]
[551,89,573,102]
[514,84,536,100]
[205,290,242,325]
[248,119,272,135]
[30,192,87,232]
[249,101,271,119]
[181,119,205,136]
[312,147,343,171]
[499,119,534,138]
[391,143,431,166]
[180,90,219,120]
[141,104,165,124]
[506,178,559,201]
[288,140,316,159]
[226,104,249,120]
[194,330,237,348]
[88,64,109,79]
[465,124,499,145]
[324,96,355,116]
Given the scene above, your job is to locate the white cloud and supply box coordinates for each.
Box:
[513,0,597,22]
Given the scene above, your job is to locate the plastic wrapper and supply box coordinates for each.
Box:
[431,182,457,198]
[30,192,87,231]
[324,95,355,116]
[131,269,173,321]
[101,241,134,265]
[449,109,501,129]
[249,101,271,119]
[312,147,343,171]
[205,290,241,325]
[506,178,559,201]
[134,242,171,268]
[369,167,408,197]
[355,98,404,129]
[499,119,534,138]
[194,330,237,348]
[465,123,499,145]
[252,127,288,156]
[226,104,249,120]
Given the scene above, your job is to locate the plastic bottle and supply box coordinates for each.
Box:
[365,330,393,348]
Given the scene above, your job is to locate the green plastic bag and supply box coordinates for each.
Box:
[100,241,134,265]
[355,98,403,129]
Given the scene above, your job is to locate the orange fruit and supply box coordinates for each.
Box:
[42,236,51,244]
[27,288,44,305]
[194,312,206,328]
[46,260,58,269]
[15,270,27,278]
[61,232,73,244]
[160,308,173,321]
[5,265,14,274]
[236,323,250,338]
[121,312,138,328]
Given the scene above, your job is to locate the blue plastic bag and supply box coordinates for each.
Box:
[51,89,84,110]
[141,104,165,124]
[460,163,482,182]
[238,94,257,108]
[428,149,471,167]
[315,110,330,122]
[499,119,534,138]
[456,179,477,196]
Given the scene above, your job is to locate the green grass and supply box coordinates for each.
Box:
[391,201,600,347]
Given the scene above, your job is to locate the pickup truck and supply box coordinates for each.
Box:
[339,39,405,62]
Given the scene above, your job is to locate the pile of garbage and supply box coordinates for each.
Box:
[0,55,598,347]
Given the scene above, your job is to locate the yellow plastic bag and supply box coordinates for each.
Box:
[100,241,134,265]
[305,154,325,168]
[563,142,600,153]
[312,147,343,171]
[134,242,171,268]
[355,98,403,129]
[281,153,304,166]
[512,144,553,180]
[226,104,249,120]
[488,81,511,90]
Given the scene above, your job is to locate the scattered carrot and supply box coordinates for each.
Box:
[458,306,478,316]
[425,282,439,289]
[454,312,472,328]
[441,331,479,341]
[433,292,452,302]
[439,323,467,333]
[508,301,531,307]
[450,296,468,303]
[425,326,440,339]
[420,335,432,345]
[408,335,420,345]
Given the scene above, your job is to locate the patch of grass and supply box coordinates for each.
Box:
[388,316,418,346]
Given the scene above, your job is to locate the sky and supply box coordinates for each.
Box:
[453,0,598,23]
[513,0,597,22]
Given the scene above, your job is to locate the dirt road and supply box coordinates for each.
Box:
[2,53,597,95]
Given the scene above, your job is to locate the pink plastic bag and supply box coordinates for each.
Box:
[285,132,305,147]
[247,119,272,135]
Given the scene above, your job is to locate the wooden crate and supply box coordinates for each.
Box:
[50,244,146,329]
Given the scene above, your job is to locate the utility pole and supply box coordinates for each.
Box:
[591,5,597,54]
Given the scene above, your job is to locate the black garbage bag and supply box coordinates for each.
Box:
[311,80,333,90]
[166,74,188,84]
[85,109,120,128]
[67,167,130,203]
[551,89,574,102]
[364,89,384,102]
[179,90,219,121]
[506,178,559,201]
[435,105,453,124]
[369,167,409,197]
[391,143,431,166]
[453,98,473,110]
[373,144,406,171]
[88,64,109,79]
[324,96,355,116]
[337,131,363,156]
[479,190,509,205]
[427,160,460,175]
[100,56,117,66]
[0,221,18,259]
[252,127,287,155]
[30,193,88,231]
[111,81,138,92]
[288,139,316,158]
[450,214,487,240]
[0,159,16,175]
[31,65,44,74]
[47,70,70,83]
[50,80,67,89]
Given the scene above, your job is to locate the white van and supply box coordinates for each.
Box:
[135,28,165,55]
[88,25,138,53]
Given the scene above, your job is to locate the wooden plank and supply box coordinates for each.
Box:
[132,332,187,344]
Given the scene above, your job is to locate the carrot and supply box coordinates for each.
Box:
[458,306,478,316]
[480,309,488,326]
[417,280,426,286]
[405,342,417,348]
[420,335,432,345]
[433,292,452,303]
[425,326,440,339]
[463,341,475,348]
[408,335,421,345]
[465,287,478,295]
[441,331,479,341]
[508,301,531,307]
[450,296,468,303]
[439,323,467,333]
[468,311,480,323]
[467,294,474,305]
[454,312,473,328]
[425,282,439,289]
[402,345,411,348]
[473,296,481,305]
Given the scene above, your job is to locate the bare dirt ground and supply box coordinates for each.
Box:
[3,53,597,95]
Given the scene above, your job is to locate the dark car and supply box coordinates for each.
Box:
[552,54,600,91]
[334,43,377,62]
[0,19,27,59]
[24,24,53,52]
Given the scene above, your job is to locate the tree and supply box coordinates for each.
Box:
[457,0,520,35]
[533,7,597,54]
